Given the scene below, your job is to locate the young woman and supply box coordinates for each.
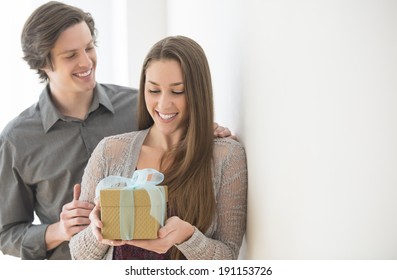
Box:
[69,36,247,260]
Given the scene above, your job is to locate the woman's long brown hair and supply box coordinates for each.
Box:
[138,36,215,259]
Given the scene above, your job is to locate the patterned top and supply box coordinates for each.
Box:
[69,129,247,260]
[113,245,170,260]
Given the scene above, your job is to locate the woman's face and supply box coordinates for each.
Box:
[144,59,188,137]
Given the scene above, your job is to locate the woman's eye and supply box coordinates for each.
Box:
[148,89,160,94]
[172,90,185,94]
[66,54,75,59]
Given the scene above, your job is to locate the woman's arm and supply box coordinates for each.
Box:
[69,139,112,260]
[176,138,248,259]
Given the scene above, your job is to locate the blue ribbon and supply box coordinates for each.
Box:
[95,168,166,240]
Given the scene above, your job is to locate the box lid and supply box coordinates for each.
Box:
[100,186,167,207]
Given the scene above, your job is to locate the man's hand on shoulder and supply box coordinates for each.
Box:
[213,122,238,140]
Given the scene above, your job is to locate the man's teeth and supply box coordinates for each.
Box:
[159,113,177,120]
[75,69,91,77]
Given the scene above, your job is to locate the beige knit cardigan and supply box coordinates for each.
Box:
[69,129,247,260]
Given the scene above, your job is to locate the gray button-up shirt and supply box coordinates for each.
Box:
[0,83,138,259]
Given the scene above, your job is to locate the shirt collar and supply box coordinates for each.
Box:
[95,83,115,114]
[39,83,115,133]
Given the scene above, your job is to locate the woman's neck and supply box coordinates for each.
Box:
[145,126,183,151]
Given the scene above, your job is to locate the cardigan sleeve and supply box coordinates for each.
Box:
[69,138,111,260]
[176,138,248,259]
[69,131,143,260]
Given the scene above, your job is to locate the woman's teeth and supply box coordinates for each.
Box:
[159,112,177,120]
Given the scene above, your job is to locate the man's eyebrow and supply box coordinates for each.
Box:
[56,40,95,56]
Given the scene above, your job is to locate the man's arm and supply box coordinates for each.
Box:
[0,138,45,259]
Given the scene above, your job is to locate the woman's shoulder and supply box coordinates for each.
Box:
[102,129,148,144]
[213,137,246,162]
[214,136,245,150]
[212,137,248,191]
[96,129,149,155]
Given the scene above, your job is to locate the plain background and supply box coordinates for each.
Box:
[1,0,396,260]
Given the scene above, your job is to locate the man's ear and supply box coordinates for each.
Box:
[40,65,52,74]
[41,57,55,73]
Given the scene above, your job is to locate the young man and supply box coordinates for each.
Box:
[0,1,230,260]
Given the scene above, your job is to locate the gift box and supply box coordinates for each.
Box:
[96,169,168,240]
[100,186,167,240]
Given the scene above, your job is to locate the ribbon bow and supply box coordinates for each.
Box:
[95,168,166,240]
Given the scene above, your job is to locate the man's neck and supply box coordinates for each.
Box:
[49,86,94,120]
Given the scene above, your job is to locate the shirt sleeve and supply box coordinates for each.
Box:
[0,137,49,259]
[176,139,248,259]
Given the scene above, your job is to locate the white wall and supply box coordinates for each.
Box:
[126,0,167,88]
[0,2,42,132]
[244,0,397,259]
[166,0,397,259]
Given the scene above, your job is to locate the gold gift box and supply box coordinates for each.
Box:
[100,186,167,240]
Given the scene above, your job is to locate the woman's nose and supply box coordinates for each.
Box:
[157,93,172,109]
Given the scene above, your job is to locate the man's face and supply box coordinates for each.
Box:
[44,21,97,96]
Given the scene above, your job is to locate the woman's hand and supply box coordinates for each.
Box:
[124,216,194,254]
[89,197,125,246]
